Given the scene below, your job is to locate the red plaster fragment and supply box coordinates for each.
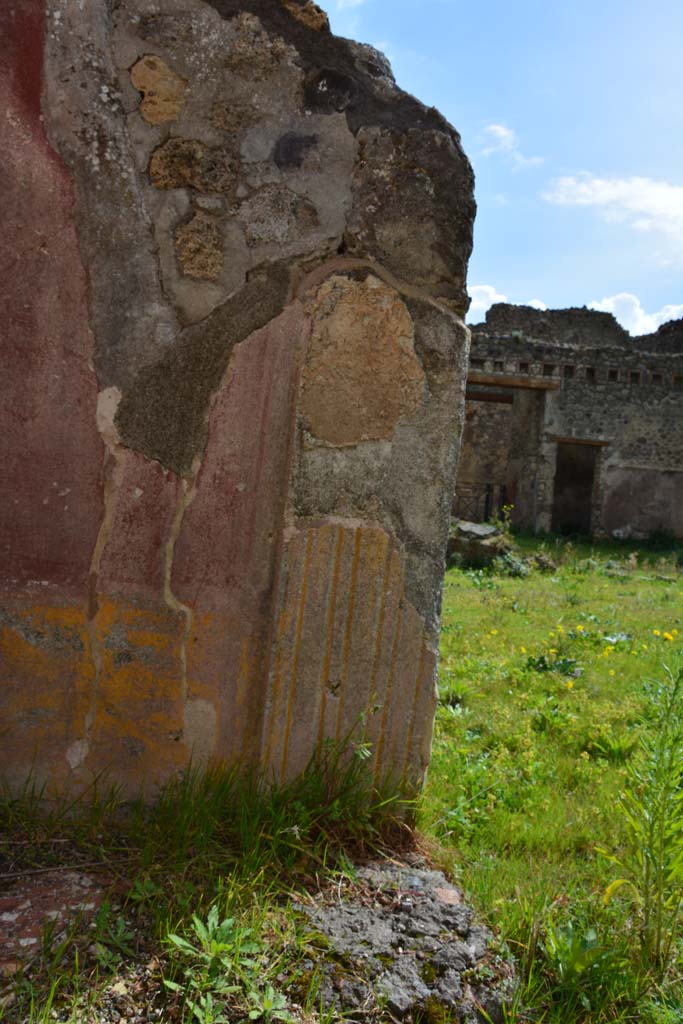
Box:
[0,0,103,600]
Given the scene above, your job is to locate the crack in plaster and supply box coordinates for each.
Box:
[163,457,201,709]
[79,387,126,769]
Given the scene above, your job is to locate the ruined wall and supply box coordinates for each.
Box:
[461,306,683,537]
[457,400,512,488]
[453,398,512,520]
[0,0,474,793]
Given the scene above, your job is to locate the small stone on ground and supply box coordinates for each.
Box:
[303,859,514,1022]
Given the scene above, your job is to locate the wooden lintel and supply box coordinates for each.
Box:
[465,389,513,404]
[549,435,610,447]
[467,371,561,391]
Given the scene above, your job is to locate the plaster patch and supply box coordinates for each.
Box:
[183,698,217,766]
[301,275,425,446]
[66,739,89,770]
[96,387,123,449]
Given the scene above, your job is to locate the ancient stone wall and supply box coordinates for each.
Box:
[458,400,512,485]
[454,399,512,520]
[0,0,474,793]
[459,305,683,537]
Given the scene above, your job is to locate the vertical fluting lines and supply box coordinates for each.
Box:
[335,527,363,743]
[280,529,314,777]
[403,645,426,783]
[263,557,298,768]
[374,601,404,781]
[367,539,393,714]
[318,525,344,746]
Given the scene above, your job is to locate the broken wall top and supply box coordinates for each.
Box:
[476,303,683,355]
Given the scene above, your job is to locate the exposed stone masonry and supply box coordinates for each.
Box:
[0,0,474,794]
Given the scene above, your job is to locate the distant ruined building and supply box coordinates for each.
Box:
[456,305,683,538]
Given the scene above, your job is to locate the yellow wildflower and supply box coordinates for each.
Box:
[653,629,661,636]
[566,680,574,690]
[576,625,584,632]
[609,670,616,677]
[520,646,527,653]
[663,632,674,641]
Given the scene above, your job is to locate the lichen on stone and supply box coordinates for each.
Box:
[149,138,237,193]
[279,0,330,33]
[239,185,319,246]
[129,54,187,125]
[174,214,223,281]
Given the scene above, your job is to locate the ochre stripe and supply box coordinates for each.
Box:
[281,530,315,776]
[236,636,253,761]
[335,527,363,743]
[263,561,296,766]
[374,601,404,781]
[367,539,393,712]
[318,525,344,746]
[402,644,426,783]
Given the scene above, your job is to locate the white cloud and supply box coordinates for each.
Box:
[335,0,366,8]
[481,124,516,155]
[588,292,683,336]
[468,284,507,321]
[527,299,547,310]
[543,174,683,245]
[479,123,544,170]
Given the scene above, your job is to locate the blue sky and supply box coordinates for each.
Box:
[327,0,683,335]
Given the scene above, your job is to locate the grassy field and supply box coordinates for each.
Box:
[421,535,683,1021]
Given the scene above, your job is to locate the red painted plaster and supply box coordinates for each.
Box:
[0,0,103,599]
[172,303,309,761]
[98,451,183,603]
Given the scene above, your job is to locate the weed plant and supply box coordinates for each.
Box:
[600,663,683,974]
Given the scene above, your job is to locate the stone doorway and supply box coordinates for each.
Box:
[551,442,598,534]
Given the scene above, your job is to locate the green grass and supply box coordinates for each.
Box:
[0,742,409,1023]
[421,536,683,1022]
